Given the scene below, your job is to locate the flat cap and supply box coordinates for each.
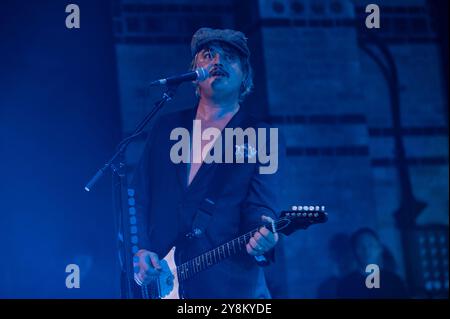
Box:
[191,27,250,58]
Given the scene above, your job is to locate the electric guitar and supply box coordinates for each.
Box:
[133,205,328,299]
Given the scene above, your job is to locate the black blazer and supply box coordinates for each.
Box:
[131,106,285,298]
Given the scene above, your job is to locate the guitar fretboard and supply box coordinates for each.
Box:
[177,229,257,282]
[175,208,326,282]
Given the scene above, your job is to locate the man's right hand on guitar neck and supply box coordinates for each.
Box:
[133,249,162,285]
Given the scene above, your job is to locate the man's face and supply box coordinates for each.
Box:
[354,233,383,267]
[194,42,245,100]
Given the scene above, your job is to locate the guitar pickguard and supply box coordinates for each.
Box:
[135,247,179,299]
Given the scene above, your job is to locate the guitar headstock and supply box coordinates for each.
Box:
[276,205,328,236]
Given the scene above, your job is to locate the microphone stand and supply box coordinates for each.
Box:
[84,84,179,298]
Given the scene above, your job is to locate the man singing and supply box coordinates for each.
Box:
[132,27,285,298]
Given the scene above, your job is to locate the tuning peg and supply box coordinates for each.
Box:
[292,205,297,211]
[321,206,325,211]
[303,206,309,211]
[298,206,303,211]
[308,213,313,217]
[309,206,314,211]
[314,213,319,217]
[302,212,307,217]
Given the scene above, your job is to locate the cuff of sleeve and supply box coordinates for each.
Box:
[254,254,269,266]
[254,248,275,266]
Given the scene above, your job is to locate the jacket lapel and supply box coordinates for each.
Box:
[174,107,197,191]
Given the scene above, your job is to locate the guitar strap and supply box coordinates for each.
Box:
[187,113,260,240]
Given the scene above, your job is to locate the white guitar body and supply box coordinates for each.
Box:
[158,247,179,299]
[135,247,180,299]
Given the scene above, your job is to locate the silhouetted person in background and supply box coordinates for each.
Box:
[317,233,357,298]
[263,236,289,298]
[337,227,409,298]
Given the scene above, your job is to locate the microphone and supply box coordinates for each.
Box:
[149,67,209,87]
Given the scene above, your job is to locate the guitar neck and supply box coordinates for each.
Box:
[175,207,327,282]
[176,228,258,282]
